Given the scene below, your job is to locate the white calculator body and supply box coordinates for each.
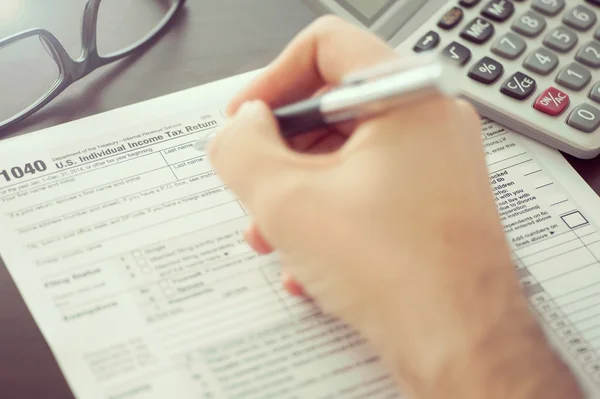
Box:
[302,0,426,40]
[304,0,600,159]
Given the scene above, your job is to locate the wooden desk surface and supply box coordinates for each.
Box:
[0,1,598,398]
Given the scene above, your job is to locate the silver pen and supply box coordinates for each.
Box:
[195,54,457,149]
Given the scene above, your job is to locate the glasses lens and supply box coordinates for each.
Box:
[0,35,60,125]
[97,0,177,57]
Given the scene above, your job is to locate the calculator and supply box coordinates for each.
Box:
[302,0,426,40]
[305,0,600,159]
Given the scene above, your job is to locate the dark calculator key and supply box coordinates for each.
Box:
[567,103,600,132]
[481,0,515,22]
[442,41,472,65]
[512,11,546,38]
[534,87,570,116]
[576,41,600,68]
[491,32,526,59]
[588,82,600,103]
[438,7,464,30]
[524,48,559,75]
[468,57,504,84]
[563,5,597,31]
[586,0,600,7]
[459,0,481,7]
[543,26,579,53]
[460,17,495,44]
[532,0,565,16]
[556,63,592,90]
[413,31,440,53]
[501,72,537,100]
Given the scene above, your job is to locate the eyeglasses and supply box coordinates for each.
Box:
[0,0,186,135]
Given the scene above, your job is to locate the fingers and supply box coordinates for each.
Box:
[304,132,347,154]
[282,271,305,297]
[208,100,310,210]
[244,222,305,297]
[244,222,274,255]
[226,16,398,115]
[455,99,481,136]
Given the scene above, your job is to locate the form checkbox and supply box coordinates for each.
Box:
[561,211,588,229]
[164,289,174,296]
[137,259,147,266]
[159,281,169,288]
[142,267,152,274]
[133,250,142,258]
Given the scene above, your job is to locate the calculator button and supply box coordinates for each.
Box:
[534,87,570,116]
[468,57,504,84]
[532,0,565,16]
[524,48,559,75]
[512,11,546,38]
[459,0,481,7]
[587,0,600,6]
[413,31,440,53]
[543,27,579,53]
[481,0,515,22]
[438,7,464,30]
[460,17,495,44]
[556,63,592,90]
[442,42,472,65]
[563,5,597,32]
[576,41,600,68]
[492,32,526,59]
[501,72,537,100]
[588,82,600,103]
[567,104,600,132]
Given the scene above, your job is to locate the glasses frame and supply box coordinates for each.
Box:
[0,0,186,133]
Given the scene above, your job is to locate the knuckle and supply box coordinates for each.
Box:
[311,14,348,32]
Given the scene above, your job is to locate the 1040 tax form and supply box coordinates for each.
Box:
[2,71,600,398]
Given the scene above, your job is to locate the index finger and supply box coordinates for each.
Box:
[226,16,398,115]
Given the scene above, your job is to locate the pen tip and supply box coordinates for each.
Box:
[194,132,216,152]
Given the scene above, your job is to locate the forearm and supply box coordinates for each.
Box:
[430,312,585,399]
[374,295,586,399]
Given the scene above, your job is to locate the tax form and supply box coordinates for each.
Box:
[2,71,600,398]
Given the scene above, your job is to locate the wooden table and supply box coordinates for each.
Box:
[0,1,598,398]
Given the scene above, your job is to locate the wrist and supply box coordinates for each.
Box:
[431,304,585,399]
[373,288,585,399]
[361,247,585,399]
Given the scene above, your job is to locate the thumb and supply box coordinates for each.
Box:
[207,100,310,217]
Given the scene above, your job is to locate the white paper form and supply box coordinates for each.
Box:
[1,72,600,398]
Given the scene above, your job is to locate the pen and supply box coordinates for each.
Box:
[194,54,457,150]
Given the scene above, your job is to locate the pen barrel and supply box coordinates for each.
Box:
[274,97,326,138]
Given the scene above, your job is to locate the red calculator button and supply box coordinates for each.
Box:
[534,87,570,116]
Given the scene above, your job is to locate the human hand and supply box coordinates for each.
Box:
[207,16,583,399]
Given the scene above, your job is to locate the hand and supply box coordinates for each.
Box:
[208,16,584,399]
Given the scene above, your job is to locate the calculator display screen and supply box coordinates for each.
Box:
[335,0,398,26]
